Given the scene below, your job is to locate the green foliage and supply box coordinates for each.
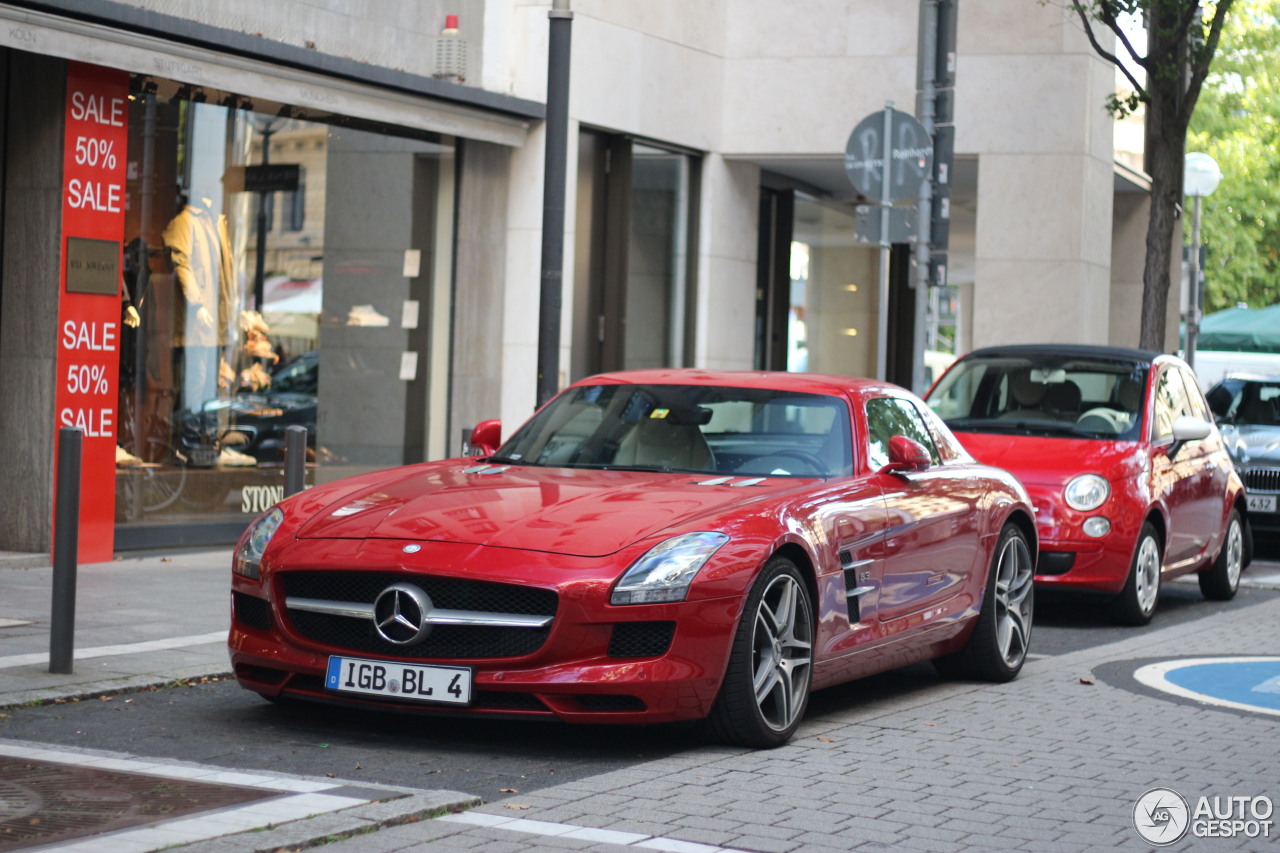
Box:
[1188,0,1280,310]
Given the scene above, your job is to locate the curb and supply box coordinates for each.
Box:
[177,790,483,853]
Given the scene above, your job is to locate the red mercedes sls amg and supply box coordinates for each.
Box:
[230,370,1036,747]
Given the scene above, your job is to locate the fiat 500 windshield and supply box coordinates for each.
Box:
[928,357,1150,440]
[491,383,853,478]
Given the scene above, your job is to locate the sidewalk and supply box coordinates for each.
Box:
[2,550,1279,851]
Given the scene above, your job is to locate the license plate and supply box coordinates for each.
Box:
[325,656,472,705]
[1248,494,1277,513]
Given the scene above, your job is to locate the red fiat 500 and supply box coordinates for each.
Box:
[926,344,1249,625]
[230,370,1036,747]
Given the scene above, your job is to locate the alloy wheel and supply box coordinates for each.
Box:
[751,574,813,732]
[994,533,1034,667]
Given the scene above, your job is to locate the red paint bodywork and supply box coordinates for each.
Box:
[230,370,1034,725]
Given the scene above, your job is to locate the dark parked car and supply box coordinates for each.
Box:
[178,351,317,465]
[1207,374,1280,532]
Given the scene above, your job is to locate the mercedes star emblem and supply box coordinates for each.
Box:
[372,582,434,645]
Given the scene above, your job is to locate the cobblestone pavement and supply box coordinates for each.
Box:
[293,592,1280,853]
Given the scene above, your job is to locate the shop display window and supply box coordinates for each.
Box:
[115,80,454,542]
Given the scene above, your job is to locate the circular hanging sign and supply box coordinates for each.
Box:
[844,108,933,203]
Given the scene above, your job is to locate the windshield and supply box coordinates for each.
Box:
[495,383,853,477]
[926,355,1149,441]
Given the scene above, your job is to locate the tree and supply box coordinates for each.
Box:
[1187,0,1280,312]
[1069,0,1236,350]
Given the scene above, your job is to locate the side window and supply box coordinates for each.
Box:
[866,397,941,470]
[1178,368,1210,421]
[1153,368,1193,441]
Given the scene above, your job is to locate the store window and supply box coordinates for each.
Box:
[788,195,878,377]
[571,132,698,380]
[115,81,454,546]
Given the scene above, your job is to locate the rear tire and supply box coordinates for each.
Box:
[1113,523,1161,626]
[1199,508,1243,601]
[705,556,814,749]
[933,523,1034,682]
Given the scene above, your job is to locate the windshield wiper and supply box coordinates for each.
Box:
[482,454,528,466]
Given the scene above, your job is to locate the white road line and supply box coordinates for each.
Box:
[0,740,376,853]
[1134,656,1280,718]
[440,811,742,852]
[0,631,225,670]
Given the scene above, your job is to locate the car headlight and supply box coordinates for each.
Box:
[1064,474,1110,512]
[611,532,730,605]
[234,507,284,580]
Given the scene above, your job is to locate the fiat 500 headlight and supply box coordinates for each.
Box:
[611,532,730,605]
[234,507,284,580]
[1064,474,1110,512]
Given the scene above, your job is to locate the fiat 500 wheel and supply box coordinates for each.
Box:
[1114,522,1162,626]
[1199,508,1244,601]
[933,523,1034,682]
[706,556,814,748]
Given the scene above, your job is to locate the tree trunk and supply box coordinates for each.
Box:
[1139,115,1184,352]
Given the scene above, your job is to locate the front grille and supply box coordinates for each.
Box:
[608,621,675,658]
[279,570,557,660]
[1244,468,1280,493]
[233,591,274,631]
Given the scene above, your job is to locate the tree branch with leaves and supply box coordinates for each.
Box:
[1065,0,1235,350]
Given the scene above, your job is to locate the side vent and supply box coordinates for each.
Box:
[840,551,875,625]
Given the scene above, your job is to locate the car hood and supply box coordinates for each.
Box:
[294,461,800,557]
[950,431,1145,485]
[1225,425,1280,464]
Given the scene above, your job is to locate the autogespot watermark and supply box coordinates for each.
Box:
[1133,787,1274,846]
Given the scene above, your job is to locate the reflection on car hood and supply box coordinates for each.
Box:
[1225,425,1280,464]
[294,461,797,557]
[950,431,1145,485]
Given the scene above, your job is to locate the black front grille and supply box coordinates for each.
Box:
[608,621,675,658]
[233,591,274,631]
[279,571,557,660]
[1244,468,1280,492]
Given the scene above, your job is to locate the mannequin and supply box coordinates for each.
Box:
[162,194,236,418]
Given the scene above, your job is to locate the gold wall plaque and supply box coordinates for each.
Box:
[66,237,120,295]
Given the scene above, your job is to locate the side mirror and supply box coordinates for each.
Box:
[468,419,502,457]
[879,435,931,475]
[1168,415,1211,459]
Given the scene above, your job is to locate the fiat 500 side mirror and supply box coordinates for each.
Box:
[1167,415,1212,459]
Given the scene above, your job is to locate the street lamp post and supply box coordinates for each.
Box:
[1183,152,1222,373]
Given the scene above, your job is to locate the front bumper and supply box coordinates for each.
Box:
[228,537,741,724]
[1024,484,1140,595]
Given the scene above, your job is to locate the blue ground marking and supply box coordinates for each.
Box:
[1161,659,1280,712]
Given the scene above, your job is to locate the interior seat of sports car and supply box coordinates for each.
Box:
[614,416,714,471]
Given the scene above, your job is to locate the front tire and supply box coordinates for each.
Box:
[1113,522,1162,626]
[706,556,814,748]
[933,523,1034,682]
[1199,508,1243,601]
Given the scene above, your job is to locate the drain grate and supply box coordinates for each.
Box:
[0,758,278,851]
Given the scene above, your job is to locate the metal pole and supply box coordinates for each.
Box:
[284,424,307,497]
[912,0,939,395]
[1186,195,1202,371]
[253,124,275,313]
[876,102,893,381]
[50,427,82,674]
[536,0,574,407]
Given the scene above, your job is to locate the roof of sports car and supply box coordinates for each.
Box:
[575,369,902,397]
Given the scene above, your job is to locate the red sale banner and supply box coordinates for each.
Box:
[54,62,128,564]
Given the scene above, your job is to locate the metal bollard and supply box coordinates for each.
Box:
[49,426,82,674]
[284,425,308,497]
